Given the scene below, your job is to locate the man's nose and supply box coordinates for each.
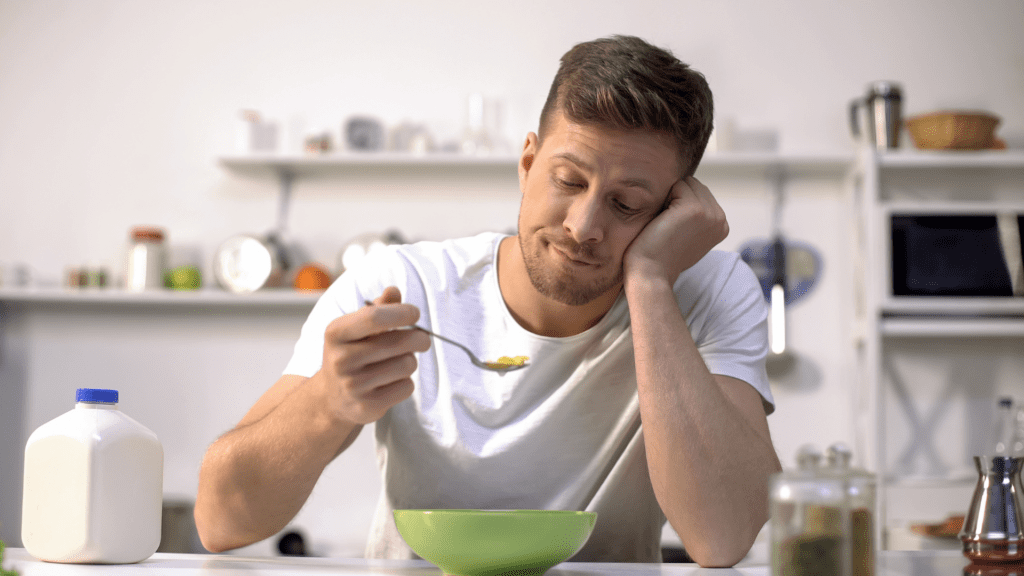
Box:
[563,192,604,245]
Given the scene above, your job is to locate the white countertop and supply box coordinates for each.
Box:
[1,548,981,576]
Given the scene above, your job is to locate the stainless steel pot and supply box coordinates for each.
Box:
[213,232,292,293]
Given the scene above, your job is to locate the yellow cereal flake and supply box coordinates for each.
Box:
[483,356,529,369]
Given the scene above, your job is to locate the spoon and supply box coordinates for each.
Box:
[363,301,529,373]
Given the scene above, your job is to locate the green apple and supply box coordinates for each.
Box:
[165,265,203,290]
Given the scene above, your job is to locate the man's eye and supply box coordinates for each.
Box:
[557,178,584,189]
[614,199,641,214]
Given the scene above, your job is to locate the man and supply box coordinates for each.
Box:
[195,35,781,567]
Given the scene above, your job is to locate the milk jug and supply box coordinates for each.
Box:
[22,388,163,563]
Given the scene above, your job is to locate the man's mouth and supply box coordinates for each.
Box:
[551,243,600,266]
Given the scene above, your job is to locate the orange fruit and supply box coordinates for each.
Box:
[293,263,332,291]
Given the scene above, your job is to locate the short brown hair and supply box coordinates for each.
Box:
[538,35,714,178]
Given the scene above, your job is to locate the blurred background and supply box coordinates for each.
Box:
[1,0,1022,559]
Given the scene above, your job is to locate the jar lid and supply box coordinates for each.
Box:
[131,226,165,242]
[76,388,118,403]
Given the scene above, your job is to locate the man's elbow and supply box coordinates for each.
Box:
[195,513,256,554]
[686,540,751,568]
[193,494,261,554]
[683,521,763,568]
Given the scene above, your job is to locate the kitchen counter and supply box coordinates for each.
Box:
[0,548,998,576]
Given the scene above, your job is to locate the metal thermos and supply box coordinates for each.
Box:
[849,81,903,150]
[959,455,1024,562]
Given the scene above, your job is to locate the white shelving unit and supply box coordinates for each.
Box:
[854,148,1024,547]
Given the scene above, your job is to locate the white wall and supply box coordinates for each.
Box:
[1,0,1022,557]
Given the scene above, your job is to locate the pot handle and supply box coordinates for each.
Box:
[849,98,864,138]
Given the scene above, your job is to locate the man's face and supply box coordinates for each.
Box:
[517,112,682,306]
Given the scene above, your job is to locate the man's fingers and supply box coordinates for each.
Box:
[333,328,430,371]
[373,286,402,306]
[326,300,421,344]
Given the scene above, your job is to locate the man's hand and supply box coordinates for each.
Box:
[623,176,728,285]
[316,286,431,425]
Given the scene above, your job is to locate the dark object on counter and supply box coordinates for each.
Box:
[660,546,693,563]
[277,531,307,556]
[891,215,1023,297]
[158,500,205,554]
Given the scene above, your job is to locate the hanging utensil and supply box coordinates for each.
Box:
[766,166,796,375]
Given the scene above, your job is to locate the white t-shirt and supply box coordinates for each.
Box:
[283,232,773,561]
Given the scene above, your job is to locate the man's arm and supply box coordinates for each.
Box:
[194,373,362,552]
[623,177,782,568]
[194,287,431,553]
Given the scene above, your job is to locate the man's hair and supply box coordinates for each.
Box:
[538,35,714,178]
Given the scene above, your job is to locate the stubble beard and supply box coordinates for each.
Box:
[519,231,623,306]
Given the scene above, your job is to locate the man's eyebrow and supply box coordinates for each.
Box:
[551,152,593,171]
[550,152,657,197]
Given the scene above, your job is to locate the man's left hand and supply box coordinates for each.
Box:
[623,176,728,285]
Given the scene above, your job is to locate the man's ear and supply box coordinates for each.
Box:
[518,132,538,184]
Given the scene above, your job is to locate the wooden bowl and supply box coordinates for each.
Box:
[905,111,1001,150]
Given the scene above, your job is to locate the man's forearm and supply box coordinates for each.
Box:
[625,276,781,567]
[194,376,360,552]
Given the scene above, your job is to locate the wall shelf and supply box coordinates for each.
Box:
[0,287,320,307]
[881,315,1024,337]
[876,150,1024,169]
[882,297,1024,317]
[219,150,854,179]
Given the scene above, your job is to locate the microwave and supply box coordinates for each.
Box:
[890,213,1024,297]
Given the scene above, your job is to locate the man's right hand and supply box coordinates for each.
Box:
[315,286,432,425]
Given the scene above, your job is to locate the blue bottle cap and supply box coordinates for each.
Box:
[76,388,118,403]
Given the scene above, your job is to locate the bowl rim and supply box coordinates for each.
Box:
[394,508,596,516]
[906,110,1001,123]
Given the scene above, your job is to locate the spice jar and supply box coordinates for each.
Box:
[825,443,877,576]
[124,226,166,291]
[770,445,851,576]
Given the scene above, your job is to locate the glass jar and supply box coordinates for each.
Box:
[825,443,877,576]
[770,445,851,576]
[124,226,166,291]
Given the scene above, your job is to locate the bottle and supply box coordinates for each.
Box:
[994,397,1016,456]
[22,388,163,563]
[124,226,166,291]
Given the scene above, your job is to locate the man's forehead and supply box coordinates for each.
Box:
[541,116,682,188]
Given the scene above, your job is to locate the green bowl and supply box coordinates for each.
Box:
[394,509,598,576]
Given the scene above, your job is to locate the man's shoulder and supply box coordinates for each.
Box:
[395,232,506,267]
[678,250,745,285]
[673,250,762,308]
